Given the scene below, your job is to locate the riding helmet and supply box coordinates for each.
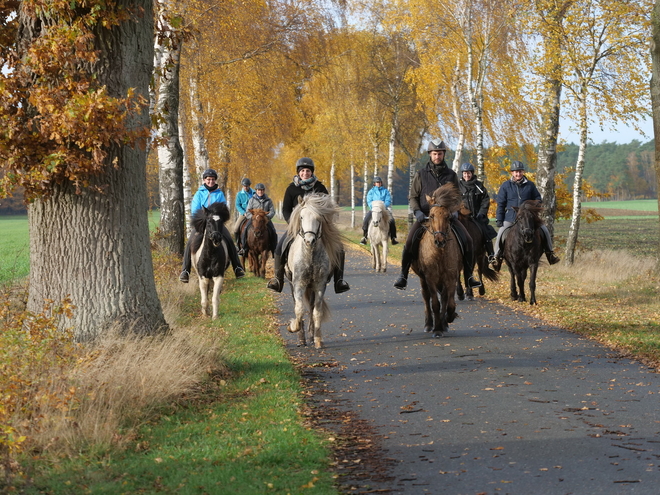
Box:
[460,163,475,173]
[255,183,266,190]
[296,157,315,173]
[510,161,526,172]
[202,168,218,179]
[241,178,251,187]
[427,139,447,152]
[373,176,383,184]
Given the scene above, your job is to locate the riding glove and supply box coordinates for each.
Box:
[414,210,427,223]
[496,220,503,228]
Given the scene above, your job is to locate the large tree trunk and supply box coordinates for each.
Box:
[25,0,167,340]
[155,17,184,255]
[189,69,211,178]
[651,0,660,254]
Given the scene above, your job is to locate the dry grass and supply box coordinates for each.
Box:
[552,249,657,286]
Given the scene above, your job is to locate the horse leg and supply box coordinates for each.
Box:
[211,275,224,320]
[199,277,209,316]
[445,281,458,325]
[419,278,434,333]
[260,251,269,279]
[382,239,388,273]
[477,256,486,296]
[289,286,306,346]
[507,261,519,301]
[528,263,538,305]
[431,287,444,336]
[465,266,473,301]
[310,288,325,349]
[371,242,378,271]
[516,269,527,303]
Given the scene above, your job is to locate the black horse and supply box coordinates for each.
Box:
[502,200,544,305]
[190,202,231,319]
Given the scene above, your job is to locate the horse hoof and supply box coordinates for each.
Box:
[424,326,433,333]
[457,293,465,301]
[478,287,485,296]
[433,331,444,338]
[466,295,473,301]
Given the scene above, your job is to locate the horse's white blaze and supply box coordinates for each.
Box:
[212,215,220,221]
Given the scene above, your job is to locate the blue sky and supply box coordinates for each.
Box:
[558,116,653,145]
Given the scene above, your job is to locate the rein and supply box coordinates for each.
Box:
[298,222,322,242]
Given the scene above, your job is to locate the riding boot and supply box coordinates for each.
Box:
[541,226,561,265]
[360,229,368,245]
[333,251,350,293]
[389,218,399,245]
[485,239,495,257]
[179,236,193,283]
[267,254,286,292]
[222,227,245,278]
[394,245,413,290]
[453,221,482,289]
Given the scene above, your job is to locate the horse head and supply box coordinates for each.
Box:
[249,209,267,238]
[371,201,385,228]
[513,201,543,244]
[202,203,230,247]
[298,205,322,248]
[427,204,452,249]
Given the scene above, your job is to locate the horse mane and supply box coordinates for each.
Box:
[371,200,390,224]
[192,202,230,232]
[287,193,344,268]
[517,200,544,227]
[430,183,462,213]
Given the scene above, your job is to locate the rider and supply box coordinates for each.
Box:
[234,177,254,248]
[490,160,561,270]
[359,176,399,246]
[393,139,481,290]
[179,168,246,283]
[238,183,278,256]
[267,157,350,294]
[458,162,497,259]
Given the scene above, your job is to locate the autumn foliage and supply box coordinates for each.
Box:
[0,0,149,200]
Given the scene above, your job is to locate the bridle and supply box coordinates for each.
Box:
[423,205,452,248]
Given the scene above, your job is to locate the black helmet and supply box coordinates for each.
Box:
[241,178,251,187]
[427,139,447,152]
[255,183,265,190]
[460,163,475,173]
[202,168,218,179]
[373,176,383,183]
[296,157,315,173]
[510,160,525,172]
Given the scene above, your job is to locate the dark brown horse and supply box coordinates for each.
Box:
[502,200,544,305]
[242,208,271,278]
[456,204,498,300]
[411,183,462,337]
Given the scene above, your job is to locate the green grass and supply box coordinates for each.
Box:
[0,215,29,285]
[19,275,337,494]
[582,199,658,211]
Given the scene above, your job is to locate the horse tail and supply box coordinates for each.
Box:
[481,263,499,282]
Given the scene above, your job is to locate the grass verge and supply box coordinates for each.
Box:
[8,268,336,494]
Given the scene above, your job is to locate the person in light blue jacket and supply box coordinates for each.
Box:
[233,177,255,243]
[179,169,245,282]
[359,176,398,245]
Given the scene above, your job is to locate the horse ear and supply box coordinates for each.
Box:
[513,206,519,212]
[297,196,303,205]
[425,194,434,205]
[203,206,209,214]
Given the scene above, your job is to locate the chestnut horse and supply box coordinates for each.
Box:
[411,184,462,337]
[243,208,271,278]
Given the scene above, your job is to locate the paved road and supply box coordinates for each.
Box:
[273,243,660,494]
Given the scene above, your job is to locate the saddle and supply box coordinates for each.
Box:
[498,225,513,252]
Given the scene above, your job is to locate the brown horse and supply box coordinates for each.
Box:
[456,204,498,300]
[502,200,544,305]
[411,183,462,337]
[242,209,271,278]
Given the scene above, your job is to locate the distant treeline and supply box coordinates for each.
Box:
[1,140,655,214]
[556,140,656,201]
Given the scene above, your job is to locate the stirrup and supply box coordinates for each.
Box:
[235,267,245,278]
[393,275,407,290]
[237,248,245,256]
[467,276,482,288]
[334,279,350,294]
[179,270,189,283]
[359,237,367,245]
[391,238,399,245]
[267,277,283,293]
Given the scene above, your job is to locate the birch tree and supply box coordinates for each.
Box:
[652,0,660,253]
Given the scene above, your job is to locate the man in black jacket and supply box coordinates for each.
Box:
[393,139,481,290]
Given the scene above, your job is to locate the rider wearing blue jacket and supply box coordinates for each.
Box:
[233,178,255,243]
[179,168,246,283]
[490,161,560,270]
[359,176,398,245]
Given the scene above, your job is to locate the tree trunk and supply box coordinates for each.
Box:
[189,70,211,178]
[387,118,396,203]
[564,97,588,265]
[155,22,184,255]
[25,0,167,340]
[651,0,660,254]
[451,58,466,174]
[363,154,368,218]
[350,160,356,229]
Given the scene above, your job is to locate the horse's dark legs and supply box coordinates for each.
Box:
[516,269,527,303]
[507,261,519,301]
[418,278,434,333]
[456,277,465,301]
[528,264,538,305]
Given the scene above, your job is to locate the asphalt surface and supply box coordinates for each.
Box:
[272,242,660,495]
